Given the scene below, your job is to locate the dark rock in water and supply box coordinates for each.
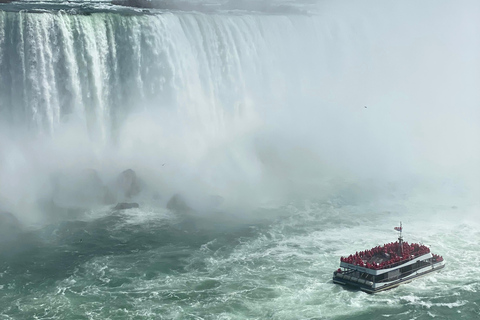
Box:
[0,211,21,240]
[37,198,87,223]
[167,194,191,213]
[103,187,116,205]
[0,211,21,229]
[152,192,161,201]
[208,195,224,208]
[113,202,140,210]
[51,168,108,207]
[115,169,141,200]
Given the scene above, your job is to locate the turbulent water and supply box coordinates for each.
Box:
[1,199,479,319]
[1,1,480,319]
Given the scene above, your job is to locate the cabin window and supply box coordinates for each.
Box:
[375,273,387,282]
[387,269,401,280]
[400,264,413,273]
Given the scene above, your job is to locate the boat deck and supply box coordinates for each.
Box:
[341,241,433,270]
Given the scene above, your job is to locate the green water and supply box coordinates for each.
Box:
[1,200,478,319]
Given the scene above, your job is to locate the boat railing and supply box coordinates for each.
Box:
[374,258,434,283]
[336,257,437,284]
[340,241,433,270]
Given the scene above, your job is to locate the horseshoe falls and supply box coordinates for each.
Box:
[0,1,479,319]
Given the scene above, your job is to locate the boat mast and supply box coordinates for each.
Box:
[398,221,403,255]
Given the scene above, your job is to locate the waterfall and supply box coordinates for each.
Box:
[0,4,478,218]
[0,11,325,142]
[0,10,333,214]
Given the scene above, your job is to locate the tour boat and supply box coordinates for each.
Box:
[333,223,445,293]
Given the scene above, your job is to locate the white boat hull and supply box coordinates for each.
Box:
[333,260,445,293]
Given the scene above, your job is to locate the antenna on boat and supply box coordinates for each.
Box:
[395,222,403,255]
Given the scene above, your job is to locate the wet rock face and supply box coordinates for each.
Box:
[52,168,108,207]
[207,195,224,208]
[166,194,192,213]
[113,202,140,210]
[46,168,143,212]
[115,169,141,200]
[0,211,21,240]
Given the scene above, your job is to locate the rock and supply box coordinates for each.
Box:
[207,195,224,208]
[0,211,21,239]
[152,192,161,201]
[52,168,107,207]
[113,202,140,210]
[103,188,116,205]
[37,198,86,222]
[166,194,191,213]
[115,169,141,200]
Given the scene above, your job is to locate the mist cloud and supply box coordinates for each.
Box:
[0,0,479,225]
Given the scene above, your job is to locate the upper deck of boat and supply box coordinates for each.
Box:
[340,240,431,270]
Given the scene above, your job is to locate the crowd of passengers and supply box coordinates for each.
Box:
[340,241,433,270]
[432,253,444,262]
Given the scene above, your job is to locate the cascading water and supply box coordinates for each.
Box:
[0,1,479,319]
[0,10,337,214]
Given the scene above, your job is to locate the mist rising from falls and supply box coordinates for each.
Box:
[0,2,479,223]
[0,11,328,218]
